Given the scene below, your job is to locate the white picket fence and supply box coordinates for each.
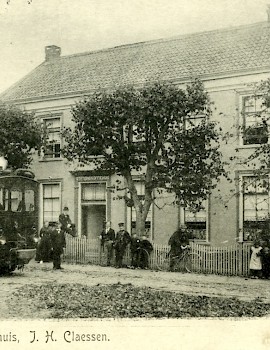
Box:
[63,236,251,276]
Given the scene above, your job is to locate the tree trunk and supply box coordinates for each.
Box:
[135,208,146,237]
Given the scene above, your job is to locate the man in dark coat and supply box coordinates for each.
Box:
[100,221,115,266]
[168,225,190,271]
[114,223,131,268]
[50,222,66,270]
[59,207,76,237]
[130,233,140,268]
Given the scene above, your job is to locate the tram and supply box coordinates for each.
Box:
[0,168,38,273]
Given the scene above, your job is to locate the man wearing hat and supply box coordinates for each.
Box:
[50,222,66,270]
[59,207,76,237]
[114,222,131,268]
[168,225,190,271]
[100,221,115,266]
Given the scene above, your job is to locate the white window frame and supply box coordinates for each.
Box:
[179,200,209,242]
[239,173,270,242]
[39,181,62,229]
[41,114,62,160]
[239,94,270,147]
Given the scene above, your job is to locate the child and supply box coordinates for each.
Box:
[249,240,262,279]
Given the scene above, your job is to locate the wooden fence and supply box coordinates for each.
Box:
[63,236,251,276]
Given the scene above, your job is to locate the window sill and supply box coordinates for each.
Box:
[236,144,264,150]
[191,239,209,245]
[39,158,63,162]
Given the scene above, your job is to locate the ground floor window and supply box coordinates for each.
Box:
[241,175,270,241]
[180,201,208,241]
[129,205,153,238]
[42,183,61,223]
[126,180,153,238]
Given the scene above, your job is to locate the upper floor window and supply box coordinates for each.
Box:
[184,113,206,130]
[43,117,61,159]
[242,96,269,145]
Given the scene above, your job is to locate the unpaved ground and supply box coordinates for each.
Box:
[1,260,270,319]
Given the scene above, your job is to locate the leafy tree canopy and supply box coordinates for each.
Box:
[0,104,44,169]
[63,80,226,234]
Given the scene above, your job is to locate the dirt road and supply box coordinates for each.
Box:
[1,260,270,319]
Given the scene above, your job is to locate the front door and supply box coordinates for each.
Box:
[81,204,106,239]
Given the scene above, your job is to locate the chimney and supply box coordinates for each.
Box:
[45,45,61,61]
[267,5,270,22]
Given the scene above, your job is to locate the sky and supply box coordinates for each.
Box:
[0,0,270,93]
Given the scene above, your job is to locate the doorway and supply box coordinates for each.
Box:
[81,204,106,239]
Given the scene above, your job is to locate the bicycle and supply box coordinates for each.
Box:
[130,247,151,269]
[155,246,202,273]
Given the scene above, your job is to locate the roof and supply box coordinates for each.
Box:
[2,21,270,103]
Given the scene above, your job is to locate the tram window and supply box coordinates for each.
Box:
[11,190,23,212]
[25,190,35,212]
[0,189,4,210]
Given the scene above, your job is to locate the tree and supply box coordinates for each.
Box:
[63,80,226,236]
[0,104,44,169]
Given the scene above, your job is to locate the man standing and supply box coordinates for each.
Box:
[50,222,66,270]
[114,223,131,268]
[100,221,115,266]
[168,225,190,271]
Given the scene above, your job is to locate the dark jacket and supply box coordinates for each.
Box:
[168,229,189,256]
[140,238,153,254]
[59,213,72,231]
[100,228,115,246]
[130,236,141,254]
[50,227,66,254]
[114,230,131,252]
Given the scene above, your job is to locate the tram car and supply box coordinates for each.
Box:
[0,168,38,273]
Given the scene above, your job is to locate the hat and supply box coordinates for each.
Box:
[118,222,124,227]
[63,206,69,211]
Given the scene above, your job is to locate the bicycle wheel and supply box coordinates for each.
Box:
[137,248,150,269]
[172,255,185,272]
[184,253,202,273]
[155,251,170,271]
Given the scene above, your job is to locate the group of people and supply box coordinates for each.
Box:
[249,239,270,279]
[36,206,74,270]
[100,221,153,269]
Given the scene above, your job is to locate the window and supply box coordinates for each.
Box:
[242,96,269,145]
[81,183,106,202]
[43,183,61,223]
[242,176,270,241]
[184,201,207,240]
[43,117,61,159]
[184,113,206,130]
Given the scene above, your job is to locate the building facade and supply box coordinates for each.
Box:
[2,20,270,245]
